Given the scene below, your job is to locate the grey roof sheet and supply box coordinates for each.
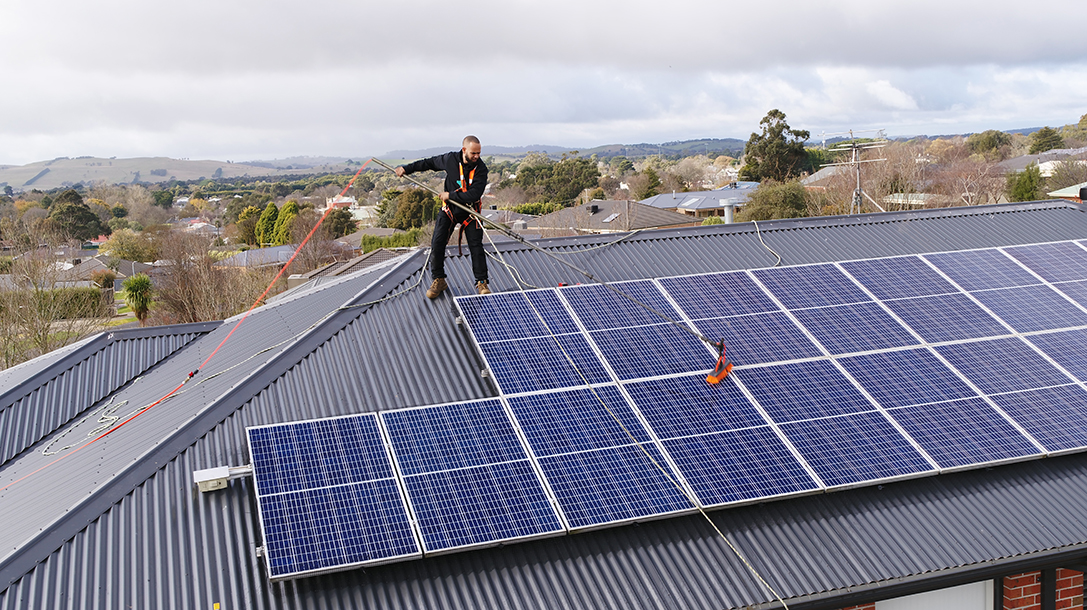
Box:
[529,200,698,232]
[3,201,1087,609]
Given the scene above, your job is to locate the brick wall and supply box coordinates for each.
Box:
[839,605,875,610]
[1057,569,1084,610]
[1004,570,1083,610]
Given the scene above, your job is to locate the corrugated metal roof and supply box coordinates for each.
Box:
[3,201,1087,610]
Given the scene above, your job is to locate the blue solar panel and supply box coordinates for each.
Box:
[506,386,651,455]
[970,285,1087,333]
[1005,242,1087,283]
[924,249,1040,291]
[259,479,420,579]
[841,256,958,300]
[779,411,934,487]
[1027,329,1087,382]
[1054,280,1087,308]
[883,293,1010,343]
[738,360,874,423]
[886,398,1039,469]
[659,271,779,319]
[457,289,579,342]
[590,322,714,381]
[381,400,527,476]
[480,333,611,394]
[753,264,870,309]
[249,416,395,496]
[402,461,563,552]
[990,385,1087,452]
[561,280,680,331]
[537,444,693,529]
[935,337,1073,395]
[248,414,420,579]
[507,386,692,528]
[791,302,920,355]
[625,374,767,438]
[662,427,819,506]
[381,400,563,553]
[692,312,823,365]
[839,348,977,409]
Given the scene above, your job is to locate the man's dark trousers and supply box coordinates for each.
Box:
[431,207,487,283]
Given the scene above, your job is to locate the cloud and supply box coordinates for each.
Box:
[0,0,1085,164]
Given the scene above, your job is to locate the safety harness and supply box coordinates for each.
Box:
[443,162,481,254]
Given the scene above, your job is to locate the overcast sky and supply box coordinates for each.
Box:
[2,0,1085,165]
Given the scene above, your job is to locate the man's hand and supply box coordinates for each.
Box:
[439,191,450,202]
[394,167,406,178]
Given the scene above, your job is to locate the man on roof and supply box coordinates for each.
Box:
[396,136,491,299]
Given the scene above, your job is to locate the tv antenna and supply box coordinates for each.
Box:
[820,129,889,214]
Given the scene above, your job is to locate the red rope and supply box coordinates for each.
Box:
[1,160,374,492]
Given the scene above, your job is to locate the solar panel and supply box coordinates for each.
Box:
[507,387,693,529]
[457,289,579,342]
[736,360,875,423]
[924,249,1040,291]
[882,293,1010,343]
[990,385,1087,452]
[625,373,769,438]
[1027,329,1087,382]
[560,280,680,331]
[935,337,1073,395]
[662,427,820,506]
[839,348,977,409]
[589,322,714,381]
[692,312,822,365]
[1005,242,1087,283]
[753,264,871,309]
[625,374,819,506]
[778,411,934,487]
[970,285,1087,333]
[885,398,1039,469]
[790,302,920,355]
[841,256,958,300]
[381,400,564,553]
[247,414,420,579]
[479,333,611,394]
[1054,280,1087,308]
[659,271,779,319]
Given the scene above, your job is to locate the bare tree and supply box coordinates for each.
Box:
[150,231,282,324]
[0,236,111,369]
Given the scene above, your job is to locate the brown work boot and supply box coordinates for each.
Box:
[476,280,491,295]
[426,278,447,299]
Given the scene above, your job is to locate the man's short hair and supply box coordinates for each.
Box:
[463,135,480,146]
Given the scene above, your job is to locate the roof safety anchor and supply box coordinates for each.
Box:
[193,464,254,493]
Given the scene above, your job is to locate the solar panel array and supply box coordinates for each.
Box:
[247,239,1087,580]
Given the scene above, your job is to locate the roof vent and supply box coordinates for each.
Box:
[589,204,599,214]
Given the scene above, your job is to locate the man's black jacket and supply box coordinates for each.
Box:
[401,152,488,208]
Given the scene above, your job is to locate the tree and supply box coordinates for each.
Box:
[101,228,157,262]
[46,200,104,242]
[53,189,85,208]
[740,109,811,182]
[255,202,279,246]
[1046,157,1087,192]
[736,181,809,221]
[122,273,153,325]
[1029,127,1064,154]
[630,167,662,200]
[967,130,1012,160]
[506,154,600,204]
[272,200,300,245]
[390,189,439,230]
[1006,164,1044,202]
[235,206,261,245]
[323,208,358,239]
[149,190,174,210]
